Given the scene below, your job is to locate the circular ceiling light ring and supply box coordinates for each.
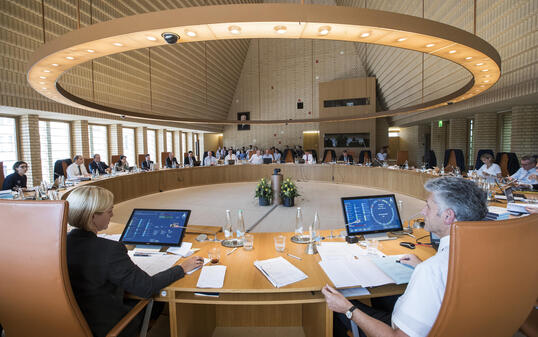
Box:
[26,4,501,125]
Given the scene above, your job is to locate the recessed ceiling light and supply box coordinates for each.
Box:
[480,85,485,87]
[39,76,47,79]
[186,30,197,37]
[397,37,407,42]
[39,81,46,84]
[52,63,59,67]
[146,36,157,41]
[481,69,489,72]
[425,43,435,47]
[483,80,490,83]
[475,62,484,66]
[448,50,456,54]
[66,56,75,60]
[42,87,47,90]
[87,49,95,53]
[319,26,331,36]
[274,26,287,34]
[113,42,123,46]
[485,74,491,77]
[228,26,241,35]
[340,50,344,55]
[465,56,473,60]
[360,32,370,38]
[43,70,50,73]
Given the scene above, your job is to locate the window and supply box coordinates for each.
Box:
[122,128,136,166]
[89,124,108,164]
[147,129,156,162]
[166,131,173,153]
[468,119,474,169]
[0,117,18,177]
[181,132,187,156]
[39,120,71,184]
[323,97,370,108]
[500,113,511,152]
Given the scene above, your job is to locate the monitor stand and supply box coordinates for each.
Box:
[363,233,393,241]
[134,245,162,253]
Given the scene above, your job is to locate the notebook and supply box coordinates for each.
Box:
[254,256,308,288]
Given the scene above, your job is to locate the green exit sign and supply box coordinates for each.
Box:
[438,120,443,128]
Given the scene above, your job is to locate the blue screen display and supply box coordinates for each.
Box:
[121,209,189,245]
[343,196,402,235]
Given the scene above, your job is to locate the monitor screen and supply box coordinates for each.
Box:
[120,209,191,246]
[263,158,273,164]
[341,195,403,236]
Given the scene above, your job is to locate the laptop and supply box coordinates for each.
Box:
[227,159,235,165]
[263,158,273,164]
[119,209,191,247]
[341,194,403,240]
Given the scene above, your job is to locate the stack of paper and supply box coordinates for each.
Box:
[254,256,308,288]
[167,242,193,257]
[507,202,537,214]
[319,259,393,288]
[486,206,510,220]
[196,266,227,288]
[127,251,181,276]
[317,242,384,261]
[97,233,121,241]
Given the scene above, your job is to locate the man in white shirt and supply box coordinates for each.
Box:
[376,146,389,162]
[302,151,314,164]
[262,149,274,162]
[224,149,237,164]
[510,155,537,188]
[248,150,263,165]
[66,155,90,180]
[204,151,217,166]
[322,177,488,337]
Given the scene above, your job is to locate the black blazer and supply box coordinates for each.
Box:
[165,157,179,168]
[67,229,184,337]
[183,156,197,166]
[141,160,153,171]
[338,154,353,163]
[89,161,109,174]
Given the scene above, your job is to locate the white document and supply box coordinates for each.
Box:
[317,242,385,261]
[97,233,121,241]
[196,265,227,288]
[254,256,308,288]
[127,251,180,276]
[167,242,193,257]
[339,287,370,298]
[319,258,394,288]
[186,258,210,275]
[507,202,538,214]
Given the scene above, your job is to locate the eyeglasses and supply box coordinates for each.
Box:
[19,165,28,168]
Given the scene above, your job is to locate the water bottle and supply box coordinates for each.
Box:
[224,210,233,239]
[311,211,320,241]
[295,207,304,237]
[404,160,409,170]
[236,210,245,240]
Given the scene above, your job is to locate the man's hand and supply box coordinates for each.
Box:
[321,284,352,314]
[179,256,204,273]
[398,254,422,268]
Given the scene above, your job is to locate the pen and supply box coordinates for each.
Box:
[287,253,302,260]
[226,247,237,255]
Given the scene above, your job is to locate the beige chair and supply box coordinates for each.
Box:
[0,200,153,337]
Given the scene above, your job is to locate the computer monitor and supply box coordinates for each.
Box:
[120,209,191,247]
[227,160,235,165]
[341,194,403,240]
[263,158,273,164]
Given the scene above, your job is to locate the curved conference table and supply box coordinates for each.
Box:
[61,164,437,337]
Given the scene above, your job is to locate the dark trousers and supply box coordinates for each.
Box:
[120,300,164,337]
[333,295,399,337]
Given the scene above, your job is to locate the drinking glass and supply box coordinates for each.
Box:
[274,235,286,252]
[209,247,220,264]
[365,239,379,255]
[243,234,254,250]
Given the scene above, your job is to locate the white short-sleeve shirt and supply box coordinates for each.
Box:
[477,163,502,181]
[391,235,450,337]
[66,162,89,180]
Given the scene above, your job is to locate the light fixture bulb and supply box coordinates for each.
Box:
[481,69,489,72]
[66,56,74,60]
[87,49,95,53]
[228,26,241,35]
[113,42,123,46]
[52,63,59,67]
[475,62,484,66]
[186,30,197,37]
[274,26,287,34]
[318,26,331,36]
[397,37,407,42]
[448,50,456,54]
[43,70,50,73]
[39,76,47,79]
[360,32,370,38]
[425,43,435,47]
[465,56,473,60]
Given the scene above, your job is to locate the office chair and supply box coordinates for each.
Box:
[350,214,538,337]
[0,200,154,337]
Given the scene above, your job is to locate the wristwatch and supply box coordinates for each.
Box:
[345,305,358,319]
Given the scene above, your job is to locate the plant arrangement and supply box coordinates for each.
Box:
[254,178,273,206]
[281,178,300,207]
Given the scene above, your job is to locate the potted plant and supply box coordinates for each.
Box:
[255,178,272,206]
[281,178,300,207]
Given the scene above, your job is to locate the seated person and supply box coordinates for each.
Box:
[224,149,237,164]
[262,149,274,162]
[2,161,28,191]
[322,176,488,337]
[509,155,537,189]
[204,151,218,166]
[66,186,203,337]
[165,153,179,168]
[66,155,90,180]
[237,150,247,160]
[296,145,304,158]
[184,151,197,167]
[302,151,314,164]
[274,149,282,163]
[115,155,129,172]
[248,150,264,165]
[339,150,353,164]
[89,154,111,175]
[476,153,501,182]
[376,146,389,162]
[141,154,154,171]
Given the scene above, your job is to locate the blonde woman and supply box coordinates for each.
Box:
[476,153,501,182]
[66,186,203,337]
